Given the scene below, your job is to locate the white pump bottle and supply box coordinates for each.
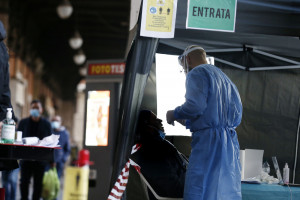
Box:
[283,163,290,184]
[1,108,16,143]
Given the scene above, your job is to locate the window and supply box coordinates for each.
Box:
[156,53,191,136]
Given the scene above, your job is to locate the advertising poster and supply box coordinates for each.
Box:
[140,0,178,38]
[85,90,110,146]
[186,0,237,32]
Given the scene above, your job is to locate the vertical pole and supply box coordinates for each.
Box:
[292,101,300,184]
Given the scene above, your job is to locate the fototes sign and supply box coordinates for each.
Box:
[186,0,237,32]
[88,63,125,75]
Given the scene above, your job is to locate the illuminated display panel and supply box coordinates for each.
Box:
[85,90,110,146]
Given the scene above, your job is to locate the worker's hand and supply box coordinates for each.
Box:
[176,119,186,126]
[166,110,175,126]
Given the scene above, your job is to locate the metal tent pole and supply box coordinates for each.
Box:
[211,57,247,70]
[249,65,300,71]
[252,49,300,65]
[293,101,300,184]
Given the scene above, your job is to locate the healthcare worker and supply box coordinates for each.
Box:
[166,45,242,200]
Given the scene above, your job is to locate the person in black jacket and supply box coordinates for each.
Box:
[17,99,52,200]
[0,20,20,200]
[0,21,14,124]
[0,20,19,171]
[128,110,187,200]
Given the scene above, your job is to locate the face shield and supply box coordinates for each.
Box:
[178,46,205,73]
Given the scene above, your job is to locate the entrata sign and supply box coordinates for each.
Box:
[88,63,125,75]
[186,0,237,32]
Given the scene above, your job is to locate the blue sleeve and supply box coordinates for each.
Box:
[174,69,209,120]
[63,131,71,163]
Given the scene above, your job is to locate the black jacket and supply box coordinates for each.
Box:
[18,117,52,140]
[0,21,18,170]
[0,21,14,121]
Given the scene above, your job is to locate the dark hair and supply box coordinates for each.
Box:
[136,110,152,132]
[30,99,41,105]
[135,110,160,143]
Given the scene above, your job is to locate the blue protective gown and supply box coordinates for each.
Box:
[174,64,242,200]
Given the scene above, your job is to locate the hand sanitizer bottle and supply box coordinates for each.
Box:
[283,163,290,184]
[1,108,16,144]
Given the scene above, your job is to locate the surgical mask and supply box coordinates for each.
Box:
[30,109,40,118]
[158,130,166,139]
[51,121,61,129]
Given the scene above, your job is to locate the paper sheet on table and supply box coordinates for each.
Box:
[37,134,60,147]
[240,149,264,180]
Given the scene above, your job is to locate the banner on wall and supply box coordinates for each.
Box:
[140,0,178,38]
[186,0,237,32]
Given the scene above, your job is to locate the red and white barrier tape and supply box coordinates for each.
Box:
[107,144,141,200]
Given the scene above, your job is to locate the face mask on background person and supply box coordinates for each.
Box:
[51,121,61,129]
[30,109,40,118]
[145,124,166,139]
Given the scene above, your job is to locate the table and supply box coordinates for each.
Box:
[0,143,59,161]
[242,183,300,200]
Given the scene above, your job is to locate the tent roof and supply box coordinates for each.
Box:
[158,0,300,70]
[175,0,300,37]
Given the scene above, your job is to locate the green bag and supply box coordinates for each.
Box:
[42,167,60,200]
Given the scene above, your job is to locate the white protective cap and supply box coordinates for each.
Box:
[6,108,12,119]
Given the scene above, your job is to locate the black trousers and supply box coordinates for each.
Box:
[20,161,47,200]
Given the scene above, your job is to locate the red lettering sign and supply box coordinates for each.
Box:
[88,63,125,75]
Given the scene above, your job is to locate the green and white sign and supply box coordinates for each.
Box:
[186,0,237,32]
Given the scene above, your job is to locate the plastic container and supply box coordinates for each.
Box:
[262,161,270,174]
[1,108,16,144]
[15,131,23,144]
[283,163,289,184]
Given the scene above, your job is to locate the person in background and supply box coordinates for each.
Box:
[0,20,19,171]
[166,45,243,200]
[17,100,52,200]
[1,167,19,200]
[0,19,19,200]
[1,118,19,200]
[50,115,71,178]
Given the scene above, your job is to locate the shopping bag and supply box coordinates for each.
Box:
[42,167,60,200]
